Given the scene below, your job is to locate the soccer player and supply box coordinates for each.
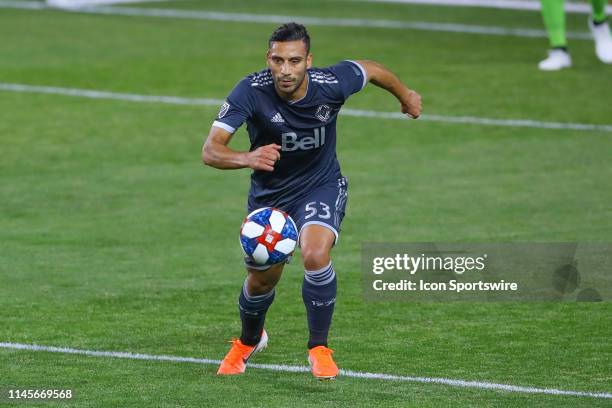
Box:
[202,23,421,379]
[539,0,612,70]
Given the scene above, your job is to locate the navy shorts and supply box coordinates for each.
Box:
[245,177,348,269]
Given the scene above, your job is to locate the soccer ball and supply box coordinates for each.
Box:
[240,207,298,266]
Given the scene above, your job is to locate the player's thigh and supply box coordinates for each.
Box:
[294,177,348,269]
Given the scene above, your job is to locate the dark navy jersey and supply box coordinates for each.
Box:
[212,60,367,204]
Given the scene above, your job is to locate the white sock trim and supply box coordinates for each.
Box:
[304,263,336,286]
[304,261,333,275]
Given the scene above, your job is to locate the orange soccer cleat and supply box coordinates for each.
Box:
[308,345,339,379]
[216,330,268,375]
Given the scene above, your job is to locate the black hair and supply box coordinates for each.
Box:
[268,22,310,53]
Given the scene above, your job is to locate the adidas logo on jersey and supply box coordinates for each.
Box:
[271,112,285,123]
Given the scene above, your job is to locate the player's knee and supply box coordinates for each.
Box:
[301,244,331,271]
[247,278,275,294]
[246,273,276,294]
[246,263,283,294]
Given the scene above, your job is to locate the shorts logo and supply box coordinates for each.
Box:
[218,101,230,119]
[315,104,332,122]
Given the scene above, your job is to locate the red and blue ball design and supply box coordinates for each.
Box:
[240,207,298,266]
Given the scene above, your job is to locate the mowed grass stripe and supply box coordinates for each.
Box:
[0,0,593,40]
[2,342,611,399]
[2,82,612,132]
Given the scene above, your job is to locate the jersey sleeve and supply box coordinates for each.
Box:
[327,60,368,102]
[212,78,254,134]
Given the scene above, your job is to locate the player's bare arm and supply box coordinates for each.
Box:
[357,60,422,119]
[202,126,281,172]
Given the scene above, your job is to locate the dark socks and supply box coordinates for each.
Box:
[302,262,337,349]
[238,280,275,346]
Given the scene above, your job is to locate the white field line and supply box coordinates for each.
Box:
[0,83,224,106]
[0,0,168,8]
[0,0,592,40]
[2,82,612,133]
[1,342,611,399]
[350,0,612,14]
[47,0,172,7]
[67,0,172,5]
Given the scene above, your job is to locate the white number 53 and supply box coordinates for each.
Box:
[304,201,331,220]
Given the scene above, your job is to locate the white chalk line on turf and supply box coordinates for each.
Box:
[48,0,173,7]
[2,82,611,133]
[0,0,592,40]
[0,83,223,106]
[1,342,611,399]
[5,0,171,6]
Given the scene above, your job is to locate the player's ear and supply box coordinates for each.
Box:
[266,50,271,67]
[306,53,313,69]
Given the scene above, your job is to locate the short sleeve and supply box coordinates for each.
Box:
[327,60,368,101]
[212,78,254,134]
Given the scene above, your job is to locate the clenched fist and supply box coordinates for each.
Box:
[400,89,422,119]
[246,143,281,172]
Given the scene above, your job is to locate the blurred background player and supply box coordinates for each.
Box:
[539,0,612,70]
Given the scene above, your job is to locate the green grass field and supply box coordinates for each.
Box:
[1,0,611,406]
